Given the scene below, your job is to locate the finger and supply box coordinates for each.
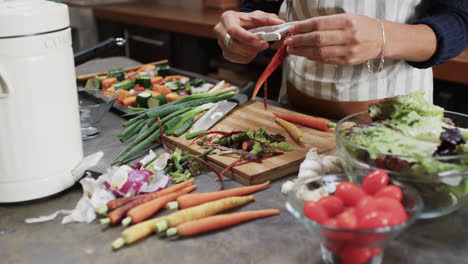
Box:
[289,14,352,34]
[221,47,255,64]
[228,37,268,57]
[222,12,261,44]
[286,30,347,47]
[239,10,285,29]
[287,45,349,60]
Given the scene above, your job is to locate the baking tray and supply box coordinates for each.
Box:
[76,65,224,116]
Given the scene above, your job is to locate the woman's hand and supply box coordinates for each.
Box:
[214,10,285,64]
[286,14,384,66]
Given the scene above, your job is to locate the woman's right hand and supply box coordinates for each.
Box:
[214,10,285,64]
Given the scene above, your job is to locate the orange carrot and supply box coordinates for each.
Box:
[166,92,181,102]
[123,96,137,107]
[176,181,270,209]
[102,77,118,89]
[165,75,188,80]
[103,179,194,225]
[167,209,280,237]
[151,76,164,84]
[273,112,332,132]
[117,89,133,102]
[153,84,172,95]
[252,41,289,110]
[145,89,161,97]
[126,185,197,225]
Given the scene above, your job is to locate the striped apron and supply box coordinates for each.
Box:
[278,0,433,104]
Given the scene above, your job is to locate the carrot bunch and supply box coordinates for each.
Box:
[110,180,278,250]
[100,179,195,225]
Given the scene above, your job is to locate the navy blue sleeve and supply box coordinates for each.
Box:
[240,0,282,14]
[407,0,468,69]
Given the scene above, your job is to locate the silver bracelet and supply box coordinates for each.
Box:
[367,18,386,73]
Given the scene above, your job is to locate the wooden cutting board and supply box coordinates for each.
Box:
[164,101,336,185]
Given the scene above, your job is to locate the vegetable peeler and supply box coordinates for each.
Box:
[248,22,296,42]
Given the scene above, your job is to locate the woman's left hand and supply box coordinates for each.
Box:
[286,14,384,66]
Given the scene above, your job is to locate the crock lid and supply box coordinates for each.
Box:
[0,0,70,38]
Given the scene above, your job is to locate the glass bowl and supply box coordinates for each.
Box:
[78,89,117,139]
[286,174,423,264]
[336,110,468,219]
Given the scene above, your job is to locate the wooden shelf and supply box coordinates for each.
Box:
[92,2,225,39]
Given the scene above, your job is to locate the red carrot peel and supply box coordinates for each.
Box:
[176,180,270,209]
[252,41,289,110]
[166,209,280,237]
[124,185,197,225]
[273,112,333,132]
[101,179,194,225]
[215,158,251,182]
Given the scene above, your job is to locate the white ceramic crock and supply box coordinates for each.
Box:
[0,0,84,202]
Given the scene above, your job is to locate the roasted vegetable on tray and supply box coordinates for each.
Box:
[84,63,232,111]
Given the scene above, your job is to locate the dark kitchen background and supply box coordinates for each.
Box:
[66,0,468,115]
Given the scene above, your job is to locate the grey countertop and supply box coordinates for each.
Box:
[1,57,467,264]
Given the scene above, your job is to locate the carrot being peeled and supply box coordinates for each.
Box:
[166,209,280,237]
[273,112,334,132]
[123,185,197,225]
[275,117,305,146]
[154,195,256,233]
[252,41,289,110]
[176,181,270,209]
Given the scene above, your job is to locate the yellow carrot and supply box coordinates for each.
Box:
[112,216,166,250]
[275,117,305,145]
[154,195,256,233]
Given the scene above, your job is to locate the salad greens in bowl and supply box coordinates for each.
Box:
[336,90,468,219]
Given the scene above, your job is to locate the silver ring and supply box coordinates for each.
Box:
[224,33,231,48]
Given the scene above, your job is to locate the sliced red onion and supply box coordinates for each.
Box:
[165,82,179,91]
[125,71,139,79]
[144,68,156,76]
[140,171,170,193]
[179,90,188,96]
[179,77,190,85]
[190,83,212,94]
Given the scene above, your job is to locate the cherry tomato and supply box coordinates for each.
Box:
[354,196,377,219]
[334,182,366,207]
[337,207,358,230]
[362,169,389,195]
[321,218,346,248]
[374,185,403,202]
[317,195,344,217]
[375,197,408,225]
[358,211,392,229]
[304,201,329,224]
[340,246,373,264]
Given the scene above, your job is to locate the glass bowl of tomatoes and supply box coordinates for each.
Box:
[285,171,423,264]
[336,110,468,219]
